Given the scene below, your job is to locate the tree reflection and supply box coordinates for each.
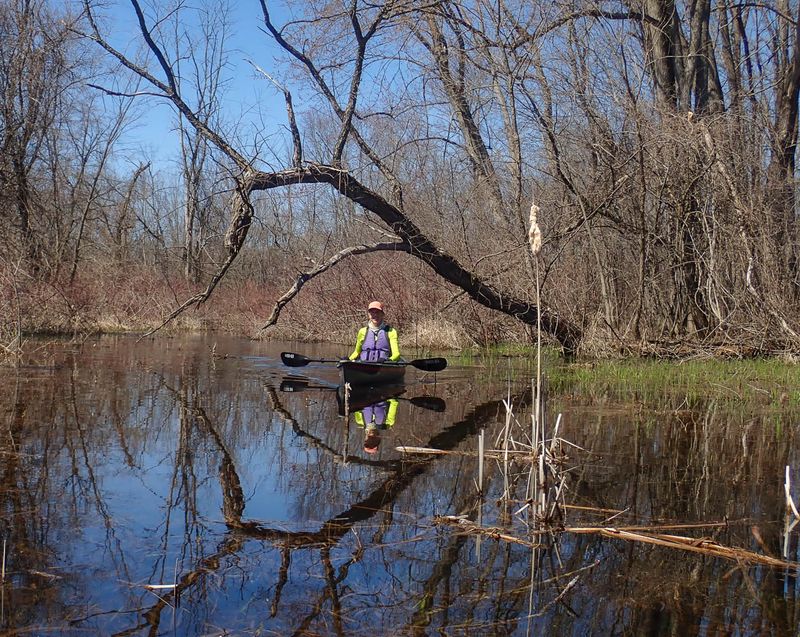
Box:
[3,338,800,634]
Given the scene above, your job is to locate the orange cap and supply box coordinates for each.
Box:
[368,301,384,311]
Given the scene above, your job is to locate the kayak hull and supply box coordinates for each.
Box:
[340,360,406,387]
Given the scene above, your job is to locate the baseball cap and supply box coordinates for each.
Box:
[368,301,384,311]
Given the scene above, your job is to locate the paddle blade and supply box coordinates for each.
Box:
[410,357,448,372]
[279,379,309,392]
[281,352,310,367]
[409,396,446,412]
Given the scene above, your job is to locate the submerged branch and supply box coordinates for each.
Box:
[435,516,800,572]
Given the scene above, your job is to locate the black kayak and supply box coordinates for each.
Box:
[339,359,406,387]
[280,352,447,383]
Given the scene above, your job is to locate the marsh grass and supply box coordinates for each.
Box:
[407,318,475,350]
[442,278,800,627]
[547,358,800,410]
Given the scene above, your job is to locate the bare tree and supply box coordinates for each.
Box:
[171,0,231,283]
[82,0,583,353]
[0,0,81,275]
[73,0,800,354]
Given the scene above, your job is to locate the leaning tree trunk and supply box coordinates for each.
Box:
[222,165,583,355]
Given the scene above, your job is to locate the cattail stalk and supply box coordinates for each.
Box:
[528,202,542,256]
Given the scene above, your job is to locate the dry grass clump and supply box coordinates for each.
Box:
[407,318,476,349]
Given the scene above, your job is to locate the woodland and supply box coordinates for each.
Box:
[2,0,800,357]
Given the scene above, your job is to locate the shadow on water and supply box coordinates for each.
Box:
[2,334,800,634]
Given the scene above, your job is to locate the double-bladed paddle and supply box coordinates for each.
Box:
[280,351,447,372]
[279,378,447,412]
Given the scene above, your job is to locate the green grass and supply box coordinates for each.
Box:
[544,357,800,411]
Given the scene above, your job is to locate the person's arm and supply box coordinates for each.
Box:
[387,327,401,361]
[349,327,366,360]
[385,398,399,426]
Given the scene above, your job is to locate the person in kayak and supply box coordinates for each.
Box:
[348,301,401,362]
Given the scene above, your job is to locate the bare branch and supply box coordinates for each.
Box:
[129,0,179,95]
[243,163,581,352]
[246,59,302,167]
[139,251,239,339]
[86,83,169,99]
[260,241,412,331]
[81,1,251,171]
[258,0,404,205]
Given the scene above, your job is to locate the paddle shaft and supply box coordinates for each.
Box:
[281,352,446,372]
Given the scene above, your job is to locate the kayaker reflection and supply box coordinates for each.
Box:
[355,397,398,454]
[348,300,402,362]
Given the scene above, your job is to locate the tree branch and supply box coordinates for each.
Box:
[244,163,582,353]
[246,60,303,167]
[260,241,412,331]
[81,1,252,172]
[258,0,404,205]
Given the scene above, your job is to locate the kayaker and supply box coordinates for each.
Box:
[348,301,401,362]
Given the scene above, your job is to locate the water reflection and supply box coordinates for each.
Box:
[1,335,800,634]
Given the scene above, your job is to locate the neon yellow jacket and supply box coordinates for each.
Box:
[348,325,401,361]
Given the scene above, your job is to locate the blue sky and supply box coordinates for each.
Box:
[100,1,292,169]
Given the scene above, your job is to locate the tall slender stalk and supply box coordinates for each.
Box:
[477,428,485,495]
[343,382,351,463]
[503,386,511,499]
[529,201,544,513]
[1,536,4,625]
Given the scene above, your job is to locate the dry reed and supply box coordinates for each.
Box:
[785,465,800,519]
[396,446,533,458]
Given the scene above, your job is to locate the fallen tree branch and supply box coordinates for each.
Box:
[397,446,535,459]
[260,241,411,331]
[242,163,583,353]
[435,516,800,572]
[570,527,799,571]
[434,516,540,548]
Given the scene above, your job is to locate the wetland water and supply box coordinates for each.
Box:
[2,334,800,635]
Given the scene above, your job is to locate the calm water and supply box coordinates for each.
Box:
[2,334,800,635]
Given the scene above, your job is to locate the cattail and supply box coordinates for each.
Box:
[528,201,542,256]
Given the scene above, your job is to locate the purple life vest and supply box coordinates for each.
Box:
[359,326,392,361]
